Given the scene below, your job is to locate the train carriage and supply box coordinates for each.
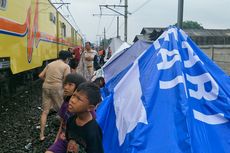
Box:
[0,0,83,94]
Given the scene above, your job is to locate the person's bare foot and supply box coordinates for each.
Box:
[39,136,45,142]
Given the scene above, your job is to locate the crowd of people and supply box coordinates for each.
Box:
[67,42,105,81]
[38,42,106,153]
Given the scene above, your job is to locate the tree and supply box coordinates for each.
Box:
[175,20,204,29]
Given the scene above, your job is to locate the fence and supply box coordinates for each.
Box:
[200,45,230,75]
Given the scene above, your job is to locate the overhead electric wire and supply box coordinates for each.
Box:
[131,0,153,14]
[96,16,102,36]
[106,16,116,33]
[57,0,84,37]
[97,0,124,42]
[104,0,122,38]
[67,6,83,36]
[109,20,124,37]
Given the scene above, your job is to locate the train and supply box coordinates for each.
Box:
[0,0,83,95]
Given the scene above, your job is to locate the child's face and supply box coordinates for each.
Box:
[68,91,91,113]
[63,82,76,97]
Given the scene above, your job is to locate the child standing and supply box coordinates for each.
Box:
[66,82,104,153]
[46,74,86,153]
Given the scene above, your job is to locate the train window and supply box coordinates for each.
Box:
[0,0,7,10]
[61,23,66,37]
[53,16,56,24]
[49,12,56,24]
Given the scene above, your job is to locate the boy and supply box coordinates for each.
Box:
[66,82,104,153]
[46,74,86,153]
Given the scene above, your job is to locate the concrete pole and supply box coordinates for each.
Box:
[177,0,184,29]
[103,27,106,49]
[117,16,120,38]
[124,0,128,42]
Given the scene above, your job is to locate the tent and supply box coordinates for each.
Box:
[103,40,151,82]
[97,26,230,153]
[105,37,130,61]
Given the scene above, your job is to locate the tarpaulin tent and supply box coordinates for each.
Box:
[105,37,130,61]
[103,40,151,82]
[97,26,230,153]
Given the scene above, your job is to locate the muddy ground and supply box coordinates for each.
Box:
[0,82,59,153]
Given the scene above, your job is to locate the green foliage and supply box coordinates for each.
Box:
[175,20,204,29]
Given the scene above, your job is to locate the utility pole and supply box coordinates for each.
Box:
[124,0,128,42]
[103,27,106,50]
[93,4,129,42]
[117,16,120,38]
[177,0,184,29]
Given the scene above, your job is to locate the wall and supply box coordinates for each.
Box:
[200,45,230,75]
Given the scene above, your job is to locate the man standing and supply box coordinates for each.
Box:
[38,50,72,141]
[77,42,97,81]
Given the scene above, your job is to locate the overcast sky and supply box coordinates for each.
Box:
[52,0,230,44]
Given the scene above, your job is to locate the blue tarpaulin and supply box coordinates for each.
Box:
[97,26,230,153]
[103,40,151,82]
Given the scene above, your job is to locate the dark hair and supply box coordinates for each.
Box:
[64,74,86,90]
[93,77,105,88]
[59,50,72,60]
[68,48,73,52]
[69,59,78,69]
[77,82,101,106]
[85,41,91,46]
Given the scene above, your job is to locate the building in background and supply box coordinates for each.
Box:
[133,27,230,75]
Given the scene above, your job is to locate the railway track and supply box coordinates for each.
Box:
[0,76,60,152]
[0,71,41,102]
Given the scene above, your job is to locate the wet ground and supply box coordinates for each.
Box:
[0,81,59,153]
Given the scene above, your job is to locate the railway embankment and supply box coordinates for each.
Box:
[0,81,59,153]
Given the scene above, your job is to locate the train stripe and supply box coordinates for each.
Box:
[0,17,28,36]
[0,29,28,37]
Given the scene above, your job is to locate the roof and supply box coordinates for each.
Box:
[140,27,165,35]
[185,29,230,37]
[141,27,230,37]
[133,35,153,42]
[134,27,230,43]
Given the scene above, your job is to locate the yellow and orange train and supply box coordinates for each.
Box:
[0,0,83,76]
